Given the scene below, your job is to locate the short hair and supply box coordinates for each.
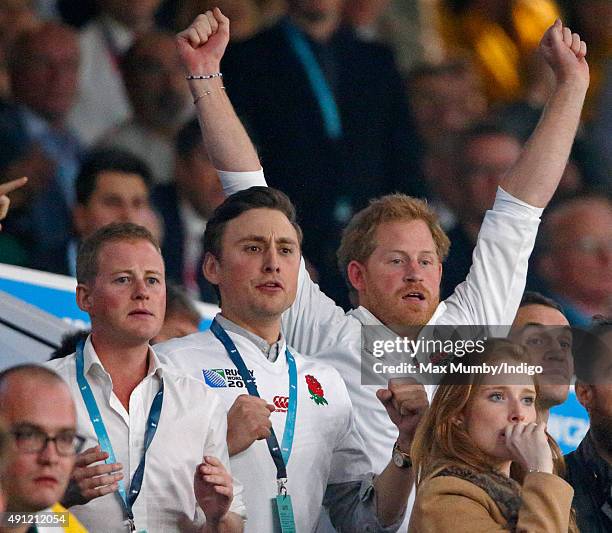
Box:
[0,365,66,400]
[49,330,90,360]
[76,148,153,206]
[337,194,450,291]
[176,118,204,159]
[203,186,303,260]
[573,318,612,383]
[165,282,200,325]
[519,291,563,312]
[76,223,161,284]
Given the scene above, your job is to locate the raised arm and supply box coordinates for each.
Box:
[176,9,260,173]
[499,20,589,208]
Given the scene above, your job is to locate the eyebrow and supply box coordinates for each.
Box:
[109,269,163,276]
[384,249,437,256]
[237,235,299,246]
[521,324,572,333]
[12,422,76,433]
[480,385,536,394]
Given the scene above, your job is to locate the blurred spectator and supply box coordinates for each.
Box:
[0,22,83,264]
[587,61,612,189]
[99,31,192,185]
[67,0,162,146]
[441,123,522,298]
[152,282,201,344]
[31,148,159,276]
[536,195,612,326]
[511,291,572,421]
[223,0,423,306]
[406,60,487,151]
[566,319,612,533]
[342,0,391,41]
[437,0,560,103]
[152,118,224,302]
[405,60,487,228]
[0,0,40,98]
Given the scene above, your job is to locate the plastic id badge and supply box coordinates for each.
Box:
[273,494,296,533]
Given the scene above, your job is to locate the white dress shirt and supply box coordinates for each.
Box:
[47,337,245,532]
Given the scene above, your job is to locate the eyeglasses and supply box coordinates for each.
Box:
[10,427,86,457]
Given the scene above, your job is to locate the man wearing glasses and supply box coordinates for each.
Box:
[0,364,87,532]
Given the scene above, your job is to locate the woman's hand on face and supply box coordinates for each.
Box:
[504,422,554,474]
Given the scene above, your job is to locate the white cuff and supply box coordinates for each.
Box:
[493,186,544,219]
[217,168,267,196]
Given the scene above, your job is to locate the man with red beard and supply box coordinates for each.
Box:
[177,10,589,527]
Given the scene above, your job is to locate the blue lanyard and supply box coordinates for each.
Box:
[210,319,297,479]
[75,341,163,529]
[282,19,343,140]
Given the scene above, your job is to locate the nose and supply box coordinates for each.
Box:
[132,277,150,300]
[262,247,280,273]
[402,259,424,282]
[38,438,60,465]
[508,398,527,424]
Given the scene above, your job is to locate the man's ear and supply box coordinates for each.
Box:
[203,252,221,285]
[574,381,593,412]
[347,260,367,293]
[76,283,93,314]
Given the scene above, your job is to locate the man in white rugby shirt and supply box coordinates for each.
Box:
[47,223,245,533]
[171,9,589,528]
[157,180,426,531]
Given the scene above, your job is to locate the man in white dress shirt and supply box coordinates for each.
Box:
[47,223,245,532]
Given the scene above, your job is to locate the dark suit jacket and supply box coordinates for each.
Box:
[152,183,218,304]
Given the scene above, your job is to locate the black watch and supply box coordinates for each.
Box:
[392,441,412,469]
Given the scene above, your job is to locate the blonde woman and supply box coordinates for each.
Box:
[409,340,577,532]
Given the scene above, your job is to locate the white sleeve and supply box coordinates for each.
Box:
[281,258,352,355]
[437,187,541,326]
[217,168,267,196]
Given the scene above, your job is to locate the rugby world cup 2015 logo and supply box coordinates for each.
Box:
[203,369,227,388]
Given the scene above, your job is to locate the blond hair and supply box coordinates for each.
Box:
[337,194,450,292]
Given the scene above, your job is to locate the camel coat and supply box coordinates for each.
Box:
[409,471,574,532]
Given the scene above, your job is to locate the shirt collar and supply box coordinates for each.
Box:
[82,335,164,381]
[215,314,284,362]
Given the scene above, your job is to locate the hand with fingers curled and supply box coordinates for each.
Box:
[539,19,589,89]
[61,445,124,507]
[504,422,554,474]
[226,394,275,456]
[176,7,230,78]
[194,456,233,526]
[377,378,429,451]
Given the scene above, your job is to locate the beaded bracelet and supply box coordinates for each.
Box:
[186,72,223,80]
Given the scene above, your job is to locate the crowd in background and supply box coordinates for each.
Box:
[0,0,610,318]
